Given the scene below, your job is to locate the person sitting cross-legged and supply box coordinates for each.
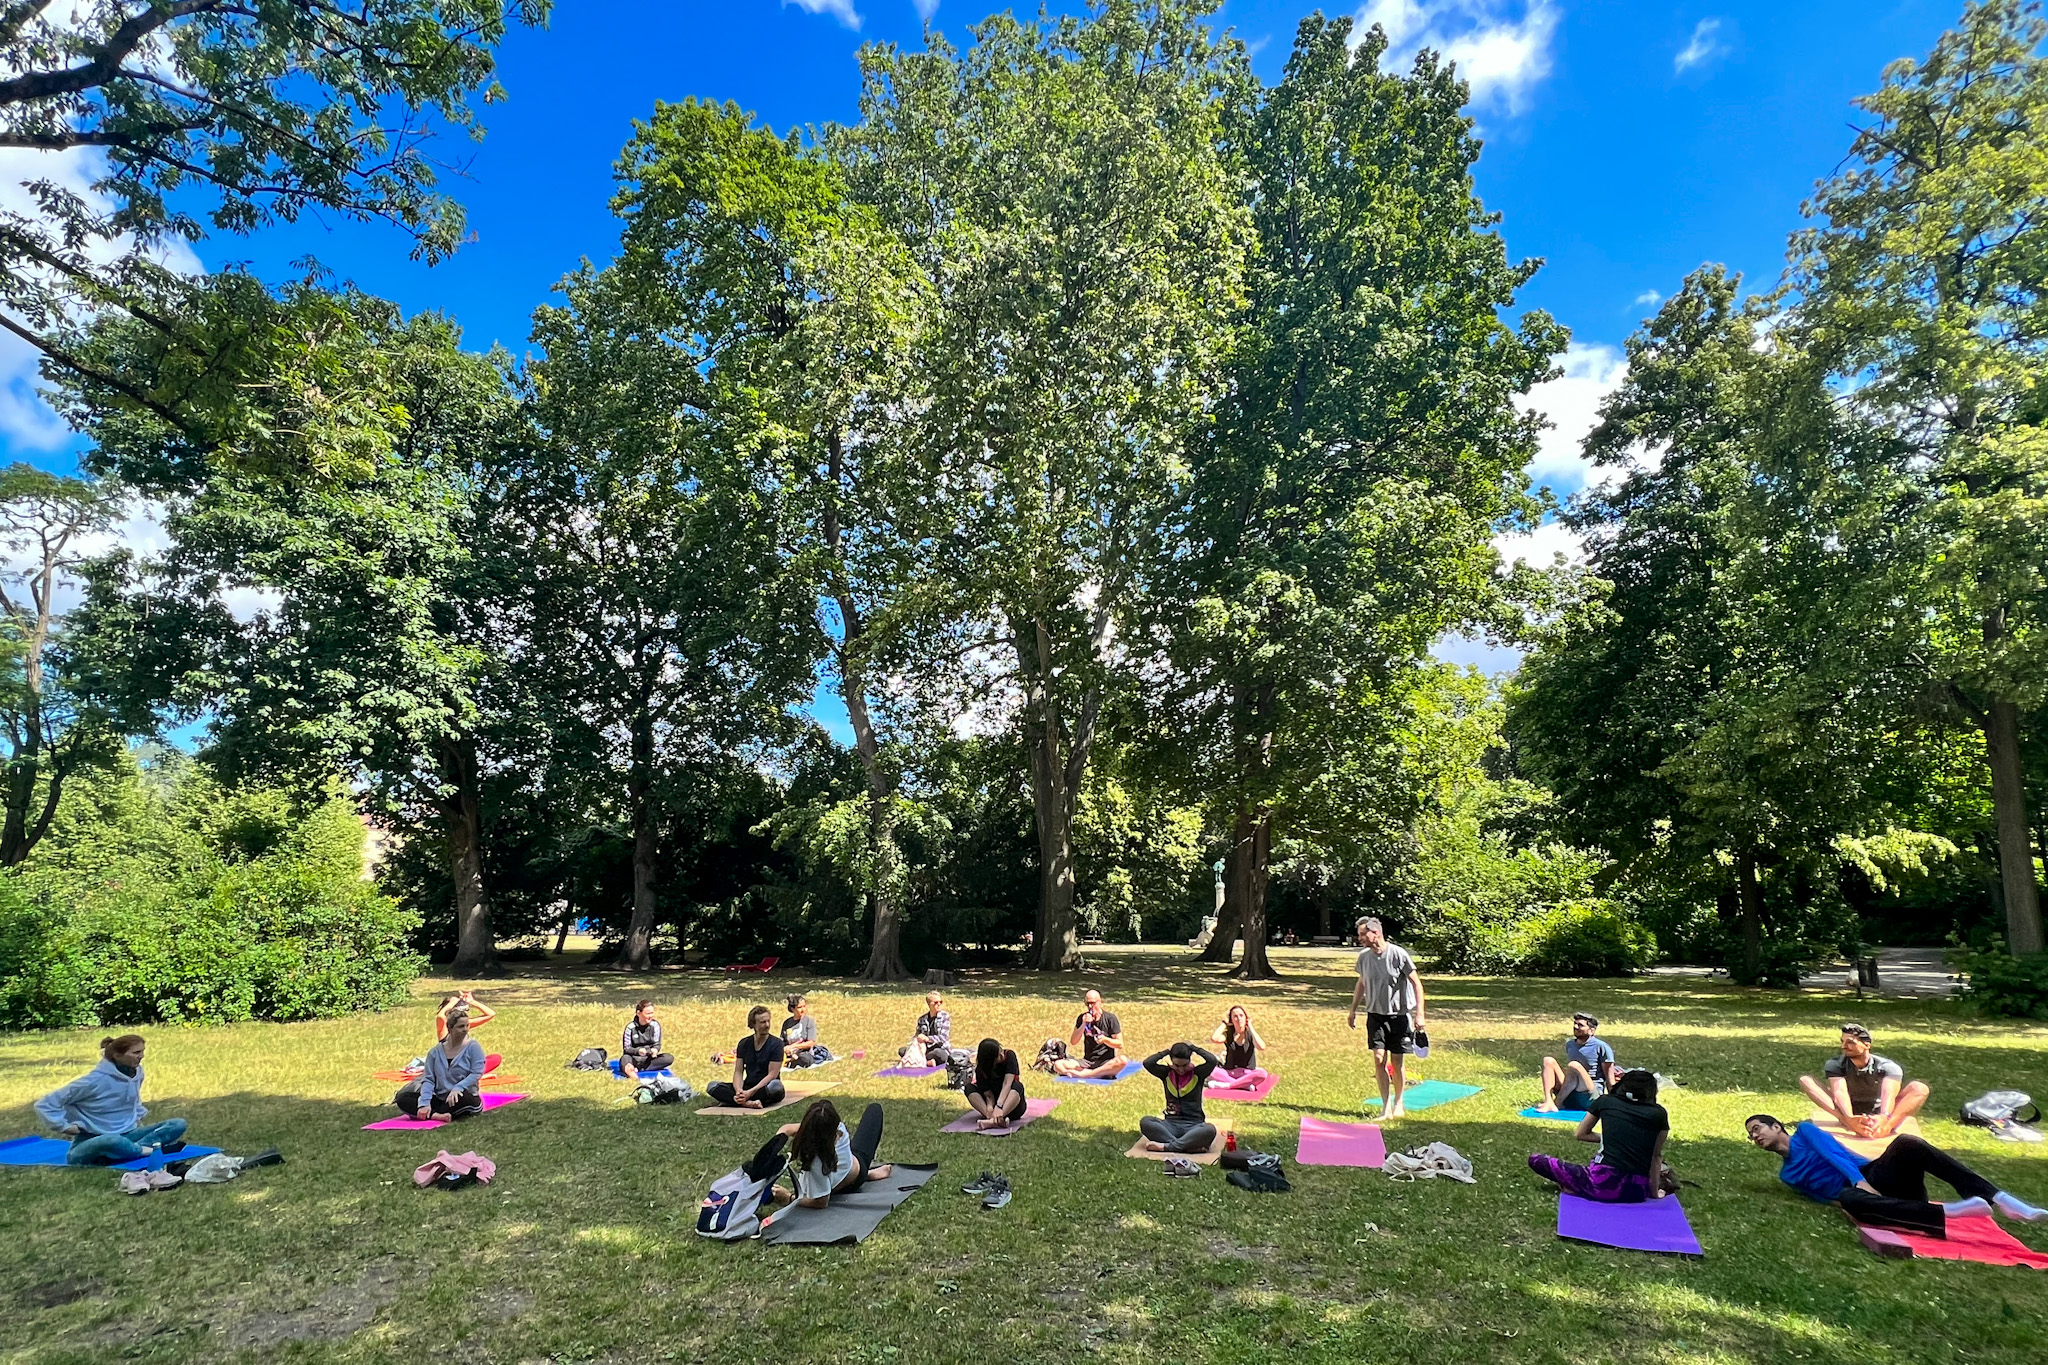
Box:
[1527,1068,1669,1202]
[1208,1005,1270,1091]
[1744,1113,2047,1235]
[1138,1043,1221,1154]
[619,999,674,1080]
[966,1038,1028,1129]
[1537,1011,1619,1113]
[37,1035,190,1166]
[396,1009,486,1121]
[1798,1022,1930,1139]
[901,991,953,1067]
[706,1005,787,1110]
[782,993,834,1068]
[1051,990,1126,1079]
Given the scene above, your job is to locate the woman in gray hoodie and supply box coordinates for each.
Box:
[37,1034,188,1165]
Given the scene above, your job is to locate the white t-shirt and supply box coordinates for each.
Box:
[1357,944,1418,1015]
[795,1123,854,1200]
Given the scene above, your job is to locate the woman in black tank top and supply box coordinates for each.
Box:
[1209,1005,1270,1091]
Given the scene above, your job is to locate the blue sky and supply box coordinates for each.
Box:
[0,0,1974,718]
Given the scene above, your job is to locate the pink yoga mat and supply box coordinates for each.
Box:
[1207,1072,1278,1103]
[1296,1116,1386,1168]
[1557,1194,1703,1256]
[875,1065,944,1079]
[363,1093,527,1131]
[1856,1214,2048,1270]
[940,1097,1058,1135]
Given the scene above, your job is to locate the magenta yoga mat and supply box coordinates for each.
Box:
[1206,1072,1279,1103]
[363,1093,528,1131]
[940,1097,1058,1135]
[1296,1116,1386,1168]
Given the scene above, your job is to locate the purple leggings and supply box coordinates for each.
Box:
[1528,1153,1650,1202]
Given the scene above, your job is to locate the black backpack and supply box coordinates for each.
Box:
[567,1047,608,1071]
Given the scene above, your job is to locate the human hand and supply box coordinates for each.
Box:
[416,1108,433,1121]
[1346,1013,1357,1030]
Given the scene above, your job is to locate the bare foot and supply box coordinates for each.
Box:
[1142,1140,1167,1152]
[1388,1104,1406,1119]
[1535,1100,1557,1113]
[865,1164,892,1181]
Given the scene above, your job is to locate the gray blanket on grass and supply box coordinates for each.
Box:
[759,1163,938,1245]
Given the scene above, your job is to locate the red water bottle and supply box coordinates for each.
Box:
[1225,1129,1237,1152]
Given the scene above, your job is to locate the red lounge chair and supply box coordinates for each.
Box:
[724,956,780,974]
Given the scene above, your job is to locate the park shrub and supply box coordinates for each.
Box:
[1950,941,2048,1020]
[1512,902,1659,975]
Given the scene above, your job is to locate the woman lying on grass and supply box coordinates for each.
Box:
[1208,1005,1270,1091]
[965,1038,1027,1129]
[1527,1067,1668,1202]
[751,1099,894,1229]
[36,1034,189,1166]
[396,1010,486,1121]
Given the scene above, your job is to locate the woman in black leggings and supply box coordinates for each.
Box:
[1139,1043,1220,1154]
[749,1099,893,1226]
[965,1038,1027,1129]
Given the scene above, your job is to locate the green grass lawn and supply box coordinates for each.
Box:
[2,945,2045,1365]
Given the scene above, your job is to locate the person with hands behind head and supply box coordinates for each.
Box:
[1527,1068,1670,1202]
[1051,989,1125,1079]
[1347,917,1426,1117]
[396,1009,486,1121]
[1139,1042,1221,1153]
[37,1034,189,1166]
[706,1005,786,1109]
[436,989,495,1039]
[1209,1005,1270,1091]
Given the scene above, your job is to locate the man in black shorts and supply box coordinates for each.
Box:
[1347,917,1426,1118]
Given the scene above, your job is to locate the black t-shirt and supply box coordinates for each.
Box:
[971,1049,1022,1101]
[1145,1051,1217,1122]
[1589,1094,1669,1178]
[736,1033,785,1088]
[1076,1010,1122,1067]
[1222,1032,1257,1070]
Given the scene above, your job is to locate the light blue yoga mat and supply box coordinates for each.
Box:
[0,1136,222,1171]
[1054,1060,1143,1085]
[1363,1080,1482,1111]
[1521,1106,1590,1123]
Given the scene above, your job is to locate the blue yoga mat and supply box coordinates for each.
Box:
[1362,1079,1482,1112]
[1054,1060,1143,1085]
[1521,1106,1590,1123]
[0,1136,222,1171]
[609,1059,674,1079]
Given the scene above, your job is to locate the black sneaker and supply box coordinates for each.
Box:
[160,1140,187,1155]
[981,1175,1012,1210]
[961,1170,996,1196]
[238,1147,283,1169]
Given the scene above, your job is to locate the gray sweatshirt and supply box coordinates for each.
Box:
[36,1060,147,1136]
[418,1039,487,1108]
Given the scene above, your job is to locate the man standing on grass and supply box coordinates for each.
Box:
[1798,1023,1930,1139]
[1348,917,1425,1118]
[1052,989,1126,1079]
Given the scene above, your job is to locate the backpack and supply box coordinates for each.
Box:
[635,1074,694,1105]
[944,1054,975,1091]
[1031,1038,1067,1072]
[696,1166,773,1240]
[567,1047,608,1071]
[1961,1090,2043,1142]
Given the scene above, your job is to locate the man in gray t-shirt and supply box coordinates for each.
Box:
[1347,917,1427,1117]
[1798,1023,1929,1138]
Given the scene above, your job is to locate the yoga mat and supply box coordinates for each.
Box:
[362,1093,528,1131]
[1053,1060,1143,1085]
[1206,1073,1279,1103]
[0,1136,223,1171]
[1557,1194,1703,1256]
[372,1054,502,1083]
[760,1163,938,1246]
[608,1059,673,1079]
[1521,1107,1590,1123]
[1851,1212,2048,1270]
[1363,1080,1482,1112]
[940,1097,1058,1136]
[1806,1110,1923,1160]
[875,1065,944,1079]
[694,1081,837,1117]
[1296,1116,1387,1168]
[1125,1128,1227,1164]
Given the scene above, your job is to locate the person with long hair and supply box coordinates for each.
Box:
[1208,1005,1270,1091]
[781,993,834,1068]
[428,990,499,1076]
[396,1009,487,1120]
[36,1035,189,1166]
[965,1038,1027,1129]
[1744,1113,2046,1235]
[1138,1042,1221,1153]
[747,1099,894,1228]
[1527,1068,1670,1202]
[706,1005,787,1109]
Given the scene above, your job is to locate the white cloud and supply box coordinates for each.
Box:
[912,0,938,18]
[788,0,861,29]
[1632,289,1661,308]
[1674,17,1726,74]
[1493,516,1584,571]
[1355,0,1560,114]
[1516,341,1627,489]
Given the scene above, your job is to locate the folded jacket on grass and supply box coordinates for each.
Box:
[1205,1073,1279,1103]
[1557,1193,1703,1256]
[759,1163,938,1245]
[940,1097,1058,1135]
[1295,1117,1387,1169]
[1125,1128,1227,1164]
[0,1136,223,1171]
[1850,1210,2048,1269]
[1806,1109,1923,1160]
[694,1081,837,1117]
[1520,1106,1590,1123]
[362,1093,527,1131]
[1053,1060,1143,1085]
[1362,1080,1482,1112]
[875,1065,944,1079]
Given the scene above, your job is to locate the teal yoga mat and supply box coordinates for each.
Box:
[1363,1080,1481,1112]
[1521,1106,1589,1122]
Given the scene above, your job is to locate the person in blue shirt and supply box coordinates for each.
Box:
[1745,1113,2046,1236]
[1536,1012,1618,1113]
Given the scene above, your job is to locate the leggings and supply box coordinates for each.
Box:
[1140,1115,1217,1153]
[707,1079,785,1108]
[394,1084,482,1120]
[622,1052,675,1075]
[1839,1135,2000,1237]
[66,1119,188,1167]
[743,1103,886,1189]
[1527,1154,1649,1202]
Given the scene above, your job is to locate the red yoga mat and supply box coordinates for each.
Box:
[1854,1214,2048,1270]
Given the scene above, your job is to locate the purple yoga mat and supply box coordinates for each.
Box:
[874,1065,945,1079]
[363,1092,527,1131]
[1557,1194,1703,1256]
[940,1097,1058,1135]
[1296,1116,1387,1168]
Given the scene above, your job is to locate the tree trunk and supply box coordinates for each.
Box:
[1984,698,2045,955]
[553,902,572,955]
[443,735,500,977]
[1017,620,1088,971]
[1230,803,1277,980]
[617,696,660,971]
[1198,891,1243,963]
[1734,849,1764,985]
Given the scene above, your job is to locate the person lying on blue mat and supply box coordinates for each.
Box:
[36,1034,189,1166]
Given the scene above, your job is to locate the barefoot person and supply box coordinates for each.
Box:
[782,994,834,1068]
[1745,1113,2047,1235]
[619,999,673,1080]
[1527,1069,1669,1202]
[1798,1023,1929,1139]
[707,1006,787,1110]
[36,1035,189,1166]
[753,1099,894,1229]
[397,1009,486,1121]
[1537,1012,1618,1113]
[1052,990,1126,1079]
[965,1038,1028,1129]
[900,990,953,1066]
[1347,917,1426,1117]
[1139,1043,1221,1153]
[1208,1005,1270,1091]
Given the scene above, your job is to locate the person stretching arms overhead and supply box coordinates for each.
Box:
[1139,1043,1221,1154]
[1745,1113,2046,1235]
[1052,990,1126,1079]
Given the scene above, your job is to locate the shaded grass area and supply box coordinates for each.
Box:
[1,945,2044,1364]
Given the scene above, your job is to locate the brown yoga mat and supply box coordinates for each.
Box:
[1806,1109,1923,1160]
[695,1080,839,1116]
[1124,1128,1228,1164]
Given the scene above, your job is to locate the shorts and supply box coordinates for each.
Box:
[1560,1089,1595,1113]
[1366,1012,1412,1055]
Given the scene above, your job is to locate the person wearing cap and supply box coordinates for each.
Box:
[1798,1023,1929,1139]
[1346,916,1425,1118]
[1536,1012,1619,1113]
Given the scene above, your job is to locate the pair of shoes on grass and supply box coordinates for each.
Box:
[961,1170,1012,1209]
[1163,1158,1200,1179]
[117,1170,182,1195]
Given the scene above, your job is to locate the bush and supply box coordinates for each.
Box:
[1513,902,1659,976]
[1951,941,2048,1020]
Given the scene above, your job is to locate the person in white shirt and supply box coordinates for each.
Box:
[752,1099,894,1227]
